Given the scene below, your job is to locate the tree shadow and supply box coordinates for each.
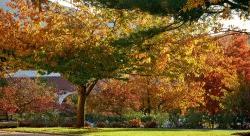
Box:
[232,132,250,136]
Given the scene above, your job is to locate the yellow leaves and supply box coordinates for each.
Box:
[0,1,51,75]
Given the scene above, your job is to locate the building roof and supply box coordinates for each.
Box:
[11,70,61,78]
[6,70,76,93]
[45,77,76,93]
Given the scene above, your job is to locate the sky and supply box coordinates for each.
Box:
[49,0,75,8]
[0,0,9,10]
[222,16,250,32]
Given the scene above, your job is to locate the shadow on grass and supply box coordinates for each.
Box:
[232,132,250,136]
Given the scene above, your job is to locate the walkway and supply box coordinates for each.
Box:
[0,131,66,136]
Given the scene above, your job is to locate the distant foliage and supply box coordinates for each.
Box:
[223,35,250,81]
[0,78,56,115]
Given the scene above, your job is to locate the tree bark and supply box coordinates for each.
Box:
[76,86,87,128]
[76,80,98,128]
[5,111,9,121]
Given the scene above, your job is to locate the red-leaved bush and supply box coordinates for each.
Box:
[128,119,142,128]
[0,78,56,115]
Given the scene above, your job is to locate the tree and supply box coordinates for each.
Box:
[3,0,171,127]
[222,77,250,128]
[137,22,239,116]
[27,1,202,127]
[0,78,56,117]
[22,2,146,127]
[217,34,250,128]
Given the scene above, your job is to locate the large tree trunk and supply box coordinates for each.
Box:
[76,81,98,128]
[76,86,87,128]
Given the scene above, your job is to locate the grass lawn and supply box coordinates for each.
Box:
[3,127,250,136]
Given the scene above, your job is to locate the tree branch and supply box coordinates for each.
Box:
[86,80,98,96]
[225,0,248,11]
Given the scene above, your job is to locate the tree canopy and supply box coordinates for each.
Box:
[82,0,250,21]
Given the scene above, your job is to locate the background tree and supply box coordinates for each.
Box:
[220,34,250,81]
[131,21,239,120]
[218,34,250,128]
[125,76,204,115]
[87,80,141,116]
[223,77,250,128]
[87,75,204,116]
[0,78,56,117]
[0,0,48,77]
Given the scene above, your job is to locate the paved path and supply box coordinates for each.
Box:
[0,131,67,136]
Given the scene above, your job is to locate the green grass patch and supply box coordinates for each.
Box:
[3,127,250,136]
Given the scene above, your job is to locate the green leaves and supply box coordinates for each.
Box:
[83,0,250,22]
[0,78,8,87]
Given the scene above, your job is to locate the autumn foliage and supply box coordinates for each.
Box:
[0,0,249,129]
[0,0,48,76]
[222,34,250,81]
[0,78,56,115]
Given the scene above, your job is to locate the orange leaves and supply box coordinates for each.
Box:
[0,0,49,75]
[220,34,250,81]
[87,76,206,115]
[87,79,141,115]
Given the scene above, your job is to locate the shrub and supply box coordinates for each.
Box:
[141,115,154,122]
[183,109,203,128]
[124,112,144,121]
[168,109,181,128]
[84,122,92,128]
[144,121,158,128]
[19,120,32,127]
[0,121,18,128]
[110,121,129,128]
[60,117,77,127]
[62,121,75,127]
[16,111,78,127]
[86,114,127,123]
[128,119,142,128]
[96,121,108,128]
[86,114,106,123]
